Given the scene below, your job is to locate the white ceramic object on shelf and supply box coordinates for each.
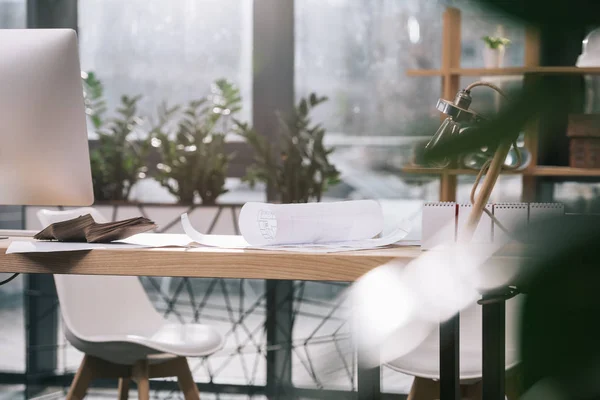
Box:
[577,28,600,67]
[577,28,600,113]
[483,46,505,69]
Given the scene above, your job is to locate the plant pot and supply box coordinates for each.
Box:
[483,46,505,69]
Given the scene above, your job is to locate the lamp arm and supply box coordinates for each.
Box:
[459,81,520,241]
[463,140,513,240]
[464,81,507,95]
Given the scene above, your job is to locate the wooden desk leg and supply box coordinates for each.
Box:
[440,315,460,400]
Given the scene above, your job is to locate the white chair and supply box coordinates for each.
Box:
[387,295,523,400]
[38,208,224,400]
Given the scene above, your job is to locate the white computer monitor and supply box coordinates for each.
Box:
[0,29,93,206]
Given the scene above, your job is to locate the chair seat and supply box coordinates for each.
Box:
[67,323,224,365]
[386,346,520,381]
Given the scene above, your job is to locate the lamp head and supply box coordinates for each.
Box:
[424,89,484,166]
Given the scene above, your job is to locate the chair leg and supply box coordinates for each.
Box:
[118,378,130,400]
[407,377,439,400]
[174,358,200,400]
[462,380,482,400]
[132,360,150,400]
[506,369,523,400]
[66,355,95,400]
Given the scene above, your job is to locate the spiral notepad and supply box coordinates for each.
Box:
[492,203,529,244]
[456,203,493,243]
[422,202,456,250]
[529,203,565,222]
[421,202,565,249]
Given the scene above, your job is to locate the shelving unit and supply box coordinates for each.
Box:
[403,7,600,202]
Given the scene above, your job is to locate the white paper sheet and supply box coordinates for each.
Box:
[6,241,145,254]
[117,233,194,247]
[181,213,249,248]
[181,201,412,253]
[251,226,412,252]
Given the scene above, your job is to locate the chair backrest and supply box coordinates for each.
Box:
[38,208,164,339]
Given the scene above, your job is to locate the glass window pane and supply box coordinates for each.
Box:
[0,0,25,28]
[78,0,253,132]
[295,0,444,138]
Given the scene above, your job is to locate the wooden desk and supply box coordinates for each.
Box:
[0,238,421,281]
[0,238,519,400]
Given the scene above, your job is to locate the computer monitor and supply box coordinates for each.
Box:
[0,29,93,206]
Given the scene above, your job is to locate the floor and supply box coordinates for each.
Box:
[0,386,265,400]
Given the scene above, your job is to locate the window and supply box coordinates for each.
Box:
[295,0,444,138]
[0,0,24,28]
[295,0,526,205]
[78,0,253,130]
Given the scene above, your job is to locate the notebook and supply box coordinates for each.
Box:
[492,203,529,244]
[422,202,456,250]
[34,214,157,243]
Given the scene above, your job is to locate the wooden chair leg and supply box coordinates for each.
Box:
[118,378,130,400]
[132,360,150,400]
[66,355,95,400]
[175,358,200,400]
[407,377,439,400]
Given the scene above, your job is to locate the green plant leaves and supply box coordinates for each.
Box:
[83,73,149,202]
[84,74,336,205]
[481,35,511,49]
[236,93,339,203]
[151,79,241,204]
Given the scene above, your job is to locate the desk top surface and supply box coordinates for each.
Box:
[0,237,424,281]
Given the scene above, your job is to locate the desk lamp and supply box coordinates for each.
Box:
[426,81,522,240]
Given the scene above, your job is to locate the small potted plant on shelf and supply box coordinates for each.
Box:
[83,72,150,202]
[151,79,241,205]
[482,35,511,68]
[235,93,340,204]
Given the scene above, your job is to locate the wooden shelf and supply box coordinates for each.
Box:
[402,166,522,175]
[402,165,600,177]
[405,69,444,77]
[406,66,600,77]
[532,166,600,177]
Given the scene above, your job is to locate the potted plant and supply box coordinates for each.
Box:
[151,79,241,205]
[482,35,511,68]
[83,72,150,202]
[236,93,340,203]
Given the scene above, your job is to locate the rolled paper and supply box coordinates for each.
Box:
[238,200,384,246]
